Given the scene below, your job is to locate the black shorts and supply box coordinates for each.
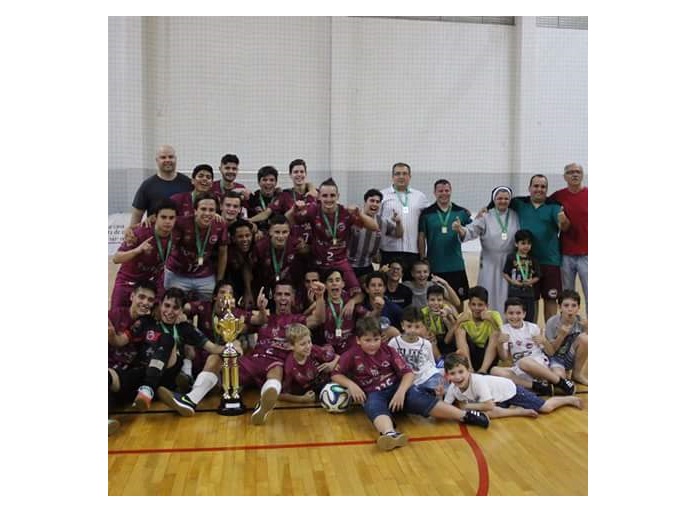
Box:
[109,358,183,409]
[433,270,469,301]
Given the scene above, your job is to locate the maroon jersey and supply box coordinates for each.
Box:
[166,215,228,278]
[295,204,362,268]
[108,307,139,370]
[251,313,307,364]
[169,191,197,219]
[282,344,336,395]
[213,180,246,196]
[252,235,302,289]
[188,299,250,343]
[270,189,316,245]
[323,291,358,354]
[332,344,412,393]
[114,225,170,287]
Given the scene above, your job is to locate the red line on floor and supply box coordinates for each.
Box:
[110,427,490,495]
[108,433,464,456]
[459,424,490,496]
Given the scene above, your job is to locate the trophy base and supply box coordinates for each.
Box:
[218,399,246,416]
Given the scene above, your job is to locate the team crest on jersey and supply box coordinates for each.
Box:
[146,330,159,342]
[548,288,558,299]
[210,235,218,244]
[525,342,533,349]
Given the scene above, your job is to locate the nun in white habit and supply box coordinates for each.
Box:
[461,186,520,315]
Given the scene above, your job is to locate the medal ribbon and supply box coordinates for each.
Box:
[437,205,452,231]
[321,209,339,242]
[194,221,212,263]
[154,232,172,263]
[515,253,530,282]
[160,322,180,345]
[393,186,410,208]
[494,209,510,234]
[271,246,286,278]
[329,298,344,330]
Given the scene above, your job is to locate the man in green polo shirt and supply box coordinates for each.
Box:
[418,179,472,301]
[509,174,569,322]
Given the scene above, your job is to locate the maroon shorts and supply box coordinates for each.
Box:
[535,264,562,301]
[238,354,284,388]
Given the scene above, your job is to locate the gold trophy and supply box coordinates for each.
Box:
[216,291,246,416]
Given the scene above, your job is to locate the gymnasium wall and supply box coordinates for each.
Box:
[109,16,587,215]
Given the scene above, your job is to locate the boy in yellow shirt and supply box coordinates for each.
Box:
[453,286,503,373]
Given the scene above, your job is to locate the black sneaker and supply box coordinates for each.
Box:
[555,377,576,396]
[158,386,196,417]
[377,432,409,451]
[462,409,490,428]
[532,380,554,396]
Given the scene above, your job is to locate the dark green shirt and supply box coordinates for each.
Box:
[418,202,471,273]
[510,197,562,266]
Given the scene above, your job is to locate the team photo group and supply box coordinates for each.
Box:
[108,144,588,452]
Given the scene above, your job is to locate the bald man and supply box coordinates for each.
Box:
[129,145,193,227]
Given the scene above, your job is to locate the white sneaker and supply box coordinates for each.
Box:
[251,387,278,425]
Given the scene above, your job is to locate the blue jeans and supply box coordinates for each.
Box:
[363,382,439,422]
[561,255,588,310]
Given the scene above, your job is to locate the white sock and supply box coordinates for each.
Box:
[261,378,281,395]
[181,358,193,376]
[187,371,218,404]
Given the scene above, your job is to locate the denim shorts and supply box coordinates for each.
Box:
[497,385,545,411]
[363,382,439,422]
[415,371,445,395]
[549,339,577,371]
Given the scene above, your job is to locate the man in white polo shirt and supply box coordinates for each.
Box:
[379,162,429,280]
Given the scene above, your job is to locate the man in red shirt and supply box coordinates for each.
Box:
[550,163,588,312]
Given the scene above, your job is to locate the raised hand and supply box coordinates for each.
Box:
[256,287,268,310]
[311,281,326,297]
[558,207,568,225]
[137,236,154,255]
[294,200,307,213]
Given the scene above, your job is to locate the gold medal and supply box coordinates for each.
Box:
[501,232,508,241]
[441,227,447,234]
[197,256,203,266]
[402,206,409,214]
[332,238,337,245]
[335,329,342,338]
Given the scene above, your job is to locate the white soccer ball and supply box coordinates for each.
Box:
[319,382,352,413]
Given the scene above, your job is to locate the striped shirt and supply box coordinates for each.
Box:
[347,214,397,268]
[379,186,429,253]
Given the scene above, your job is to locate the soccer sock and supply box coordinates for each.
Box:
[261,378,281,396]
[187,371,218,404]
[181,358,193,377]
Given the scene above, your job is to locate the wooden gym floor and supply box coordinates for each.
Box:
[107,254,588,496]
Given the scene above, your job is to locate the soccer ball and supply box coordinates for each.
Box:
[319,383,351,413]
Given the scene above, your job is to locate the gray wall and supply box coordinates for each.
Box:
[109,16,587,213]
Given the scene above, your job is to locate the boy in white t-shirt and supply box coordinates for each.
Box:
[387,305,444,396]
[443,354,582,418]
[490,297,576,396]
